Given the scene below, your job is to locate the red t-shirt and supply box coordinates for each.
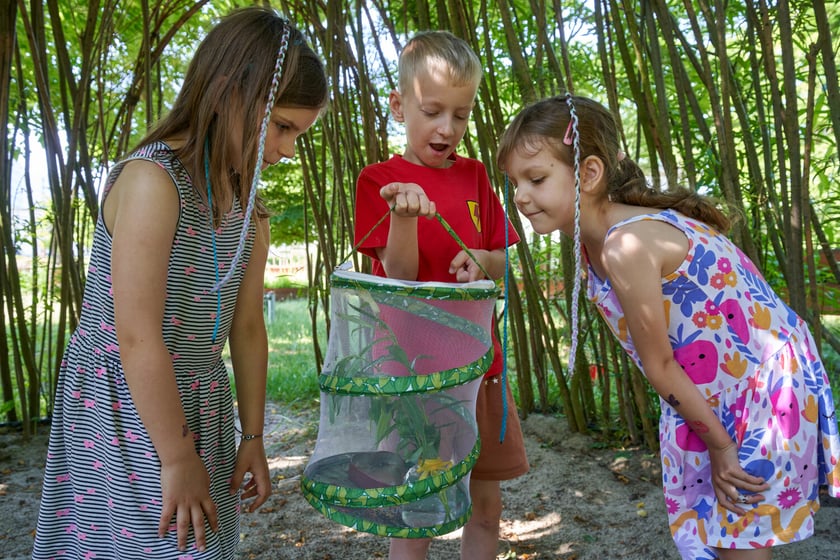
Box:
[354,154,519,376]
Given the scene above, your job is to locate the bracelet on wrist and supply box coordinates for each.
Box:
[241,433,263,441]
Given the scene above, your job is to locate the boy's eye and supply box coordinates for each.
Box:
[531,176,545,185]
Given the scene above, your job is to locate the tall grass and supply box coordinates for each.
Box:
[263,298,325,410]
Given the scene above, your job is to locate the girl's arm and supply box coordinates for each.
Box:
[109,160,218,552]
[601,220,768,516]
[227,217,271,512]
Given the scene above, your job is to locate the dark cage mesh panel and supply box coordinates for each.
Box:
[301,269,500,538]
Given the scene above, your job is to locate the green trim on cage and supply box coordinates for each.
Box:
[301,490,472,539]
[319,348,492,395]
[300,436,480,508]
[331,271,500,301]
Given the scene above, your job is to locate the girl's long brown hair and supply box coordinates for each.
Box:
[136,6,328,224]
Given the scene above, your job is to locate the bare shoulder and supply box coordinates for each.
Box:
[602,218,688,281]
[104,159,180,232]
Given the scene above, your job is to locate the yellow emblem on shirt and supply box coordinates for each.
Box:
[467,201,481,232]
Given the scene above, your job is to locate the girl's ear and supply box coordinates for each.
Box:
[388,90,404,122]
[580,155,605,193]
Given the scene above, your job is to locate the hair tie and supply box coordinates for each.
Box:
[617,150,626,162]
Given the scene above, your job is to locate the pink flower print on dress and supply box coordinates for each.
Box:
[673,339,718,384]
[777,487,802,510]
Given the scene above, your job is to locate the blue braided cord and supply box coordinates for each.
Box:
[205,140,221,343]
[499,173,512,443]
[565,93,583,380]
[212,23,291,292]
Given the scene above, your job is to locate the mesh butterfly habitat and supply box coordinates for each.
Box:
[300,267,499,538]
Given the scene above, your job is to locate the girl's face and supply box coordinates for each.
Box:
[260,106,321,169]
[390,62,477,168]
[506,144,577,235]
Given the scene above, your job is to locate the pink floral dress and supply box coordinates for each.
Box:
[587,210,840,559]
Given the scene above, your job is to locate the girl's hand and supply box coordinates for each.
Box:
[158,453,218,552]
[449,249,489,282]
[707,440,770,516]
[379,183,436,218]
[229,439,272,513]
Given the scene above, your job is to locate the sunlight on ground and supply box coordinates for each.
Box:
[503,510,563,541]
[268,454,308,471]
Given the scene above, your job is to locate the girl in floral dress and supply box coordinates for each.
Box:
[496,94,840,560]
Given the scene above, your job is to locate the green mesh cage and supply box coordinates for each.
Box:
[300,269,500,538]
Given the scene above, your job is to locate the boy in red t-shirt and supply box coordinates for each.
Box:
[354,30,529,560]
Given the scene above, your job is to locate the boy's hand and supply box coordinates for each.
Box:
[380,183,436,218]
[450,249,489,282]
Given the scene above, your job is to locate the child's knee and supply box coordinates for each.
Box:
[470,494,503,521]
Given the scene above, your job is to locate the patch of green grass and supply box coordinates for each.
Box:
[264,275,308,289]
[264,298,325,409]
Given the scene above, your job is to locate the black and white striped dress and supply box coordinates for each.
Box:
[33,142,253,559]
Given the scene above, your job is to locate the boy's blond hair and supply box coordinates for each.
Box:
[398,30,482,93]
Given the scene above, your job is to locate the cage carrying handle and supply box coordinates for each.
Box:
[343,207,492,280]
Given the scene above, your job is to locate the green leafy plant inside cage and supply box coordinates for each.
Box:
[328,299,463,473]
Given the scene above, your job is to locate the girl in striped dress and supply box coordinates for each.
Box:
[496,94,840,560]
[33,7,327,559]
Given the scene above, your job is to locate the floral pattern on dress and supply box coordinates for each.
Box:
[587,209,840,559]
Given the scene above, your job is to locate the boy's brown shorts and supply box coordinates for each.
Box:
[470,374,530,481]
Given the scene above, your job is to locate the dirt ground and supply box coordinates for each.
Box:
[2,403,838,559]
